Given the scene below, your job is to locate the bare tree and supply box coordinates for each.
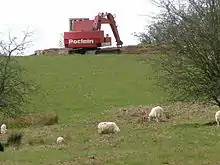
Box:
[133,31,155,44]
[0,28,37,119]
[133,15,172,44]
[141,0,220,107]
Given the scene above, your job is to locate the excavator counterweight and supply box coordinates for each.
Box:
[63,12,123,54]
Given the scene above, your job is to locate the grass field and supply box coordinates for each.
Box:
[0,54,220,165]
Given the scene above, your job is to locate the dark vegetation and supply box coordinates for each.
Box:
[0,29,37,120]
[135,0,220,107]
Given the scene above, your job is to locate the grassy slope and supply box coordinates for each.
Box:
[0,54,219,165]
[21,54,165,123]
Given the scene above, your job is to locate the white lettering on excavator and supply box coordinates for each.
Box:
[69,39,94,44]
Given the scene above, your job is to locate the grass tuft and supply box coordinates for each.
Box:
[6,132,23,147]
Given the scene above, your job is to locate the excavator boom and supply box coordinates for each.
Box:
[93,12,123,47]
[106,13,123,47]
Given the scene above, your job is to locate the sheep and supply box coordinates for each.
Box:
[56,136,65,144]
[148,106,165,122]
[97,122,120,134]
[215,110,220,127]
[1,124,7,134]
[0,142,4,152]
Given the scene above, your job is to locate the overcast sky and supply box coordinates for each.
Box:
[0,0,159,54]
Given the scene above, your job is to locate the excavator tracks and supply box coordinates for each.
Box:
[67,48,121,55]
[95,48,121,54]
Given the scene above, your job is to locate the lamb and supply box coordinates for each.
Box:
[148,106,165,122]
[215,110,220,127]
[97,122,120,134]
[56,136,65,144]
[1,124,7,134]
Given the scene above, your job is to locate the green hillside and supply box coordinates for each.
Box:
[19,54,166,123]
[0,54,219,165]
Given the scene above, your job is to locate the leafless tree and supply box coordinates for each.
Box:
[0,28,37,119]
[139,0,220,107]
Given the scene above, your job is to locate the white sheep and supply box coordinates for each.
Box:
[56,136,65,144]
[148,106,165,122]
[1,124,7,134]
[215,110,220,127]
[97,122,120,134]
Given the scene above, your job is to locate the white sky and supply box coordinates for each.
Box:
[0,0,159,54]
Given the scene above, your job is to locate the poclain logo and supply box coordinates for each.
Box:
[69,39,94,44]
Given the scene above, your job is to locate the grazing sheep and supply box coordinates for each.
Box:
[0,142,4,152]
[215,110,220,127]
[1,124,7,134]
[56,136,65,144]
[148,106,165,122]
[97,122,120,134]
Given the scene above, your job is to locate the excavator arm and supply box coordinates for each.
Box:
[93,12,123,48]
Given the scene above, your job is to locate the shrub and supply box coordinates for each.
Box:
[6,132,23,147]
[5,112,59,128]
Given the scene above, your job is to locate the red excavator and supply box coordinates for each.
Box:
[63,12,123,54]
